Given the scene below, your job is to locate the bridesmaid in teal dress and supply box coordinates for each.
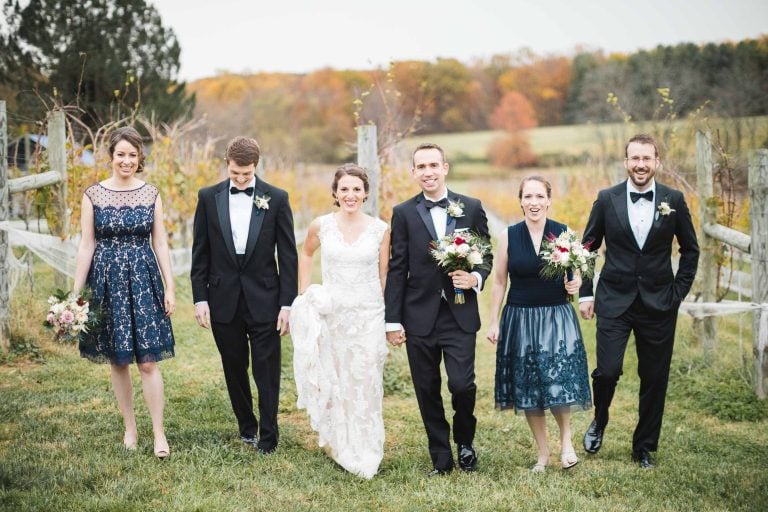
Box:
[487,175,591,472]
[73,127,176,458]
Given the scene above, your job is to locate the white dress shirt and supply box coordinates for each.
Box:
[230,178,256,254]
[627,179,656,250]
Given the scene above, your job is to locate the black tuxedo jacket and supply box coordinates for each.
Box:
[578,180,699,318]
[190,177,298,324]
[385,190,492,336]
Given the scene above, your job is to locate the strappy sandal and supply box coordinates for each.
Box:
[561,451,579,470]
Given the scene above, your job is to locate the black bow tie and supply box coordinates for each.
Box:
[630,190,653,203]
[230,186,254,196]
[425,198,449,209]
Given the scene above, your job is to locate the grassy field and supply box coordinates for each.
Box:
[408,115,768,166]
[1,264,767,511]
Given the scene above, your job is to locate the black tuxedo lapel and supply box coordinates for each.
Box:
[610,182,641,251]
[215,183,239,266]
[644,183,669,248]
[244,180,268,264]
[416,195,439,241]
[446,190,460,235]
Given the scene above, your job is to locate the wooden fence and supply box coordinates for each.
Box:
[694,130,768,398]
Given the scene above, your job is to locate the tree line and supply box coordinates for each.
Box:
[1,0,766,164]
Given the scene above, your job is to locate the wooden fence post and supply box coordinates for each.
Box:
[749,149,768,398]
[357,124,380,217]
[695,130,717,351]
[47,111,68,288]
[0,101,9,351]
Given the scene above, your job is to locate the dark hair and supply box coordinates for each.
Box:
[625,134,659,158]
[332,163,369,206]
[226,136,261,167]
[108,127,145,173]
[518,175,552,199]
[412,142,446,167]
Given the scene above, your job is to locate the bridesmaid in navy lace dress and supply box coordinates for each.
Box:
[73,127,176,458]
[487,176,591,472]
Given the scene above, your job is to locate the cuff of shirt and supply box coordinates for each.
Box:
[194,301,208,307]
[471,272,483,293]
[578,296,594,303]
[385,323,403,332]
[281,306,291,310]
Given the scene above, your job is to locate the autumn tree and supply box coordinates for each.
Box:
[488,91,538,169]
[2,0,193,131]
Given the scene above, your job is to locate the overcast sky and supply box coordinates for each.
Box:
[150,0,768,82]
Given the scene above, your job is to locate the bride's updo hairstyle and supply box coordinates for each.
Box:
[331,163,370,206]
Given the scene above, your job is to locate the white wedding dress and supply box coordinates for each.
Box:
[291,214,389,479]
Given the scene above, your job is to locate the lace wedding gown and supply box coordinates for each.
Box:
[291,214,389,479]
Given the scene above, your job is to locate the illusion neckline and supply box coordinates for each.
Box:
[330,213,377,246]
[98,181,147,192]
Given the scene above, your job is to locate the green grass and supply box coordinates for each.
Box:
[2,257,768,511]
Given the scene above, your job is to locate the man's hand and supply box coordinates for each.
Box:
[276,309,290,336]
[579,300,595,320]
[194,302,211,329]
[486,324,500,345]
[448,270,477,290]
[386,329,406,347]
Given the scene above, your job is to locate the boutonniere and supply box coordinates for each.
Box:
[446,200,465,219]
[657,201,675,219]
[253,194,271,214]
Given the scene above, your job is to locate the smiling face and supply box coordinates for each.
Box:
[228,161,255,189]
[111,140,140,179]
[624,141,659,191]
[412,147,448,199]
[520,179,551,223]
[334,174,367,213]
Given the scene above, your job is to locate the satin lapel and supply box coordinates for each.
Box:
[445,190,459,235]
[215,185,239,266]
[244,180,267,263]
[609,183,640,251]
[416,196,438,241]
[645,183,667,248]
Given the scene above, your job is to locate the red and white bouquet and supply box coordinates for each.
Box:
[429,230,491,304]
[539,229,598,281]
[44,289,100,344]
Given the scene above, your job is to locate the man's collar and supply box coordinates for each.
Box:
[230,178,257,189]
[627,179,656,195]
[423,190,448,202]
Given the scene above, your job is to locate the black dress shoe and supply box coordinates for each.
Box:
[240,435,258,448]
[428,467,453,477]
[583,420,604,454]
[458,444,478,472]
[632,451,655,469]
[258,444,277,455]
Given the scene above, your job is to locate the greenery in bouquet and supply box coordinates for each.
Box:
[429,230,491,304]
[539,229,598,281]
[43,288,101,344]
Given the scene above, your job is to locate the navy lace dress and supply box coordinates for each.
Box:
[494,219,591,415]
[79,183,175,365]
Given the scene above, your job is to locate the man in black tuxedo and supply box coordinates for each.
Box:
[385,143,492,475]
[191,136,298,454]
[579,134,699,468]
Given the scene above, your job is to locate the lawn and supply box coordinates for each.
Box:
[1,265,767,511]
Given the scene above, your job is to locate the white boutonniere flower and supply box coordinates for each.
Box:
[253,194,271,212]
[657,201,675,217]
[446,200,465,219]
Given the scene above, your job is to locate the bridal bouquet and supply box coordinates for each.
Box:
[43,288,100,344]
[430,230,491,304]
[539,229,598,281]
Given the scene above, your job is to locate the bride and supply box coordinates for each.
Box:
[290,163,390,479]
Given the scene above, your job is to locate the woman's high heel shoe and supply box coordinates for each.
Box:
[154,439,170,459]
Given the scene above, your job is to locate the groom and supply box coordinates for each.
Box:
[579,134,698,468]
[191,136,298,454]
[385,143,492,476]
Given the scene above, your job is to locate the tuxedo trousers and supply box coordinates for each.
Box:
[592,295,677,454]
[211,291,281,450]
[406,300,477,470]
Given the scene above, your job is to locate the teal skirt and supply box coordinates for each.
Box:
[495,302,592,415]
